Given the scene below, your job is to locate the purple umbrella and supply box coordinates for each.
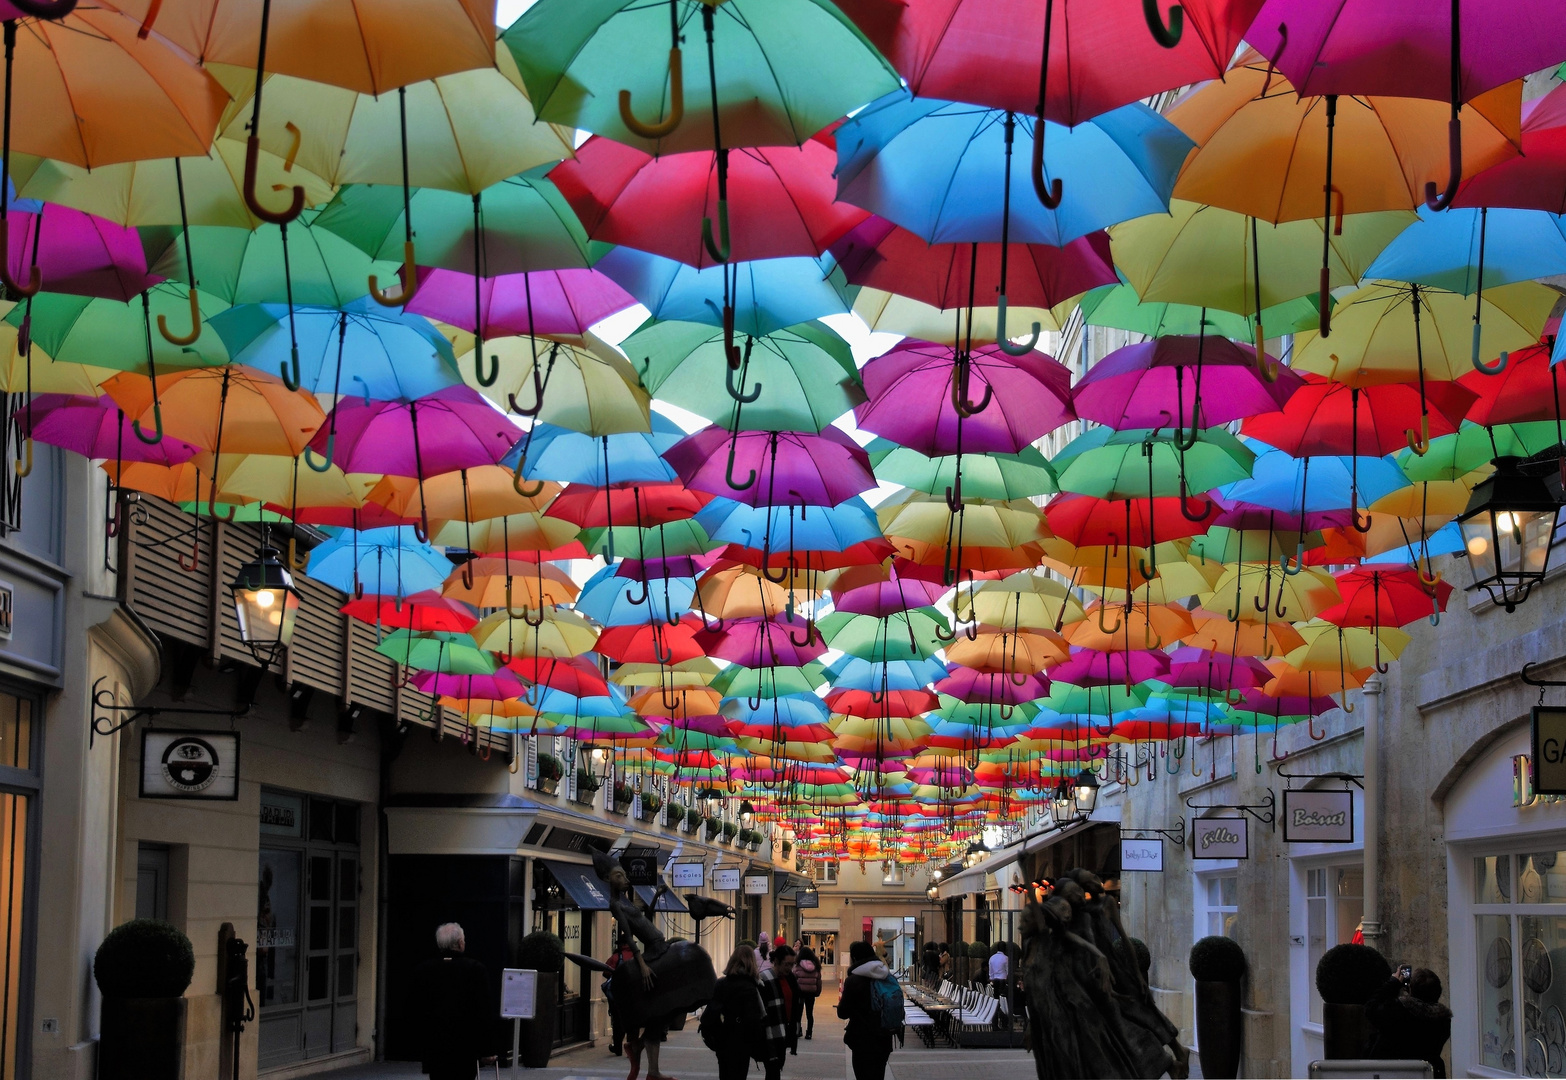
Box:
[692,616,828,667]
[1072,336,1301,435]
[1209,500,1351,535]
[7,206,160,302]
[1164,646,1272,693]
[831,563,947,617]
[1228,689,1338,717]
[18,393,201,464]
[409,668,528,702]
[934,665,1048,706]
[1048,647,1171,688]
[405,267,637,340]
[664,426,877,508]
[615,552,723,581]
[854,340,1075,457]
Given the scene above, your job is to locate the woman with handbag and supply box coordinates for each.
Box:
[701,946,766,1080]
[794,947,822,1041]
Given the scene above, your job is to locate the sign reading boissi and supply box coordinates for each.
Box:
[1192,816,1248,859]
[1282,789,1355,843]
[1533,707,1566,795]
[1120,838,1164,872]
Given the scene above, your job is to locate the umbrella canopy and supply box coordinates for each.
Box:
[1072,335,1301,431]
[405,268,636,341]
[664,427,878,508]
[310,385,523,477]
[595,248,853,335]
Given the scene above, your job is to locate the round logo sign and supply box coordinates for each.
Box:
[161,736,220,792]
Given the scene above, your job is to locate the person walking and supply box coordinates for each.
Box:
[937,943,953,984]
[988,943,1009,1000]
[760,945,803,1077]
[1367,967,1453,1078]
[412,923,496,1080]
[794,946,822,1040]
[757,938,773,974]
[701,946,766,1080]
[838,940,902,1080]
[604,938,638,1056]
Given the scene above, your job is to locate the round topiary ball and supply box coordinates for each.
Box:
[1189,935,1247,982]
[1315,943,1392,1005]
[517,930,564,974]
[93,920,195,999]
[1115,935,1152,977]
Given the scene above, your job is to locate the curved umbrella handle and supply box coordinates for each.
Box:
[1418,565,1444,589]
[352,572,364,601]
[1142,0,1183,46]
[1137,554,1156,581]
[1096,604,1122,636]
[1404,414,1430,456]
[1030,116,1063,209]
[508,352,548,417]
[512,459,546,500]
[626,576,650,606]
[619,47,685,139]
[1350,489,1372,534]
[1424,118,1462,212]
[459,557,475,591]
[521,604,544,628]
[369,240,419,307]
[7,0,77,18]
[503,579,528,619]
[280,343,301,391]
[1143,621,1163,650]
[964,621,978,642]
[724,440,756,491]
[788,619,816,649]
[208,496,237,524]
[132,402,164,446]
[304,432,335,474]
[157,287,202,346]
[1279,541,1304,576]
[702,199,730,265]
[951,368,992,417]
[286,536,308,572]
[725,358,761,403]
[1472,325,1508,374]
[0,219,39,299]
[243,135,305,225]
[994,296,1041,356]
[474,349,499,387]
[651,631,674,666]
[932,620,957,643]
[1179,479,1212,523]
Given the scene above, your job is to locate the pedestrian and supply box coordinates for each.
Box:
[937,943,952,984]
[757,938,773,974]
[604,938,638,1056]
[988,943,1009,1000]
[412,923,496,1080]
[837,939,902,1080]
[760,945,803,1076]
[795,946,822,1040]
[1367,966,1453,1078]
[700,945,766,1080]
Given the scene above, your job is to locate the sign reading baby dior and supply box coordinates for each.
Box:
[1192,816,1249,859]
[1282,789,1355,843]
[1120,838,1165,872]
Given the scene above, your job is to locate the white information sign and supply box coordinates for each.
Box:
[501,968,537,1019]
[1120,837,1165,872]
[743,874,770,895]
[671,861,705,888]
[712,867,741,891]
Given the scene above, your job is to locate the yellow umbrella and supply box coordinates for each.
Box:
[610,659,720,688]
[471,607,599,659]
[957,585,1086,634]
[467,335,651,437]
[877,492,1049,551]
[1205,564,1341,624]
[428,511,581,554]
[851,287,1072,345]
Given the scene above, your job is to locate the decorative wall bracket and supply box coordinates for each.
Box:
[1121,826,1186,848]
[1521,662,1566,690]
[91,675,246,749]
[1275,766,1363,790]
[1185,788,1277,830]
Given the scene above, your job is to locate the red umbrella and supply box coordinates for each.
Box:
[1457,342,1560,425]
[1241,373,1478,457]
[1320,567,1454,630]
[1045,492,1215,548]
[595,617,707,665]
[546,483,713,529]
[1457,85,1566,213]
[830,215,1115,311]
[825,688,939,717]
[340,590,477,632]
[549,136,866,271]
[721,539,895,574]
[504,654,611,699]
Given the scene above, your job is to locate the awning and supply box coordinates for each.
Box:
[936,819,1103,900]
[775,871,812,900]
[635,885,688,913]
[539,859,611,910]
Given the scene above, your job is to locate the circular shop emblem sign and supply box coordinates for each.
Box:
[161,736,220,793]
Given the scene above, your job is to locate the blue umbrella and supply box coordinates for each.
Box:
[827,656,949,692]
[306,525,453,598]
[575,563,696,627]
[835,94,1193,247]
[695,496,882,552]
[209,299,462,401]
[533,684,633,721]
[1362,521,1465,565]
[720,694,833,729]
[502,413,686,485]
[594,248,853,336]
[1219,441,1409,515]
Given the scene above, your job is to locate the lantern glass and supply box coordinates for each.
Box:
[1073,769,1100,815]
[1458,457,1562,612]
[230,545,300,670]
[1050,783,1076,826]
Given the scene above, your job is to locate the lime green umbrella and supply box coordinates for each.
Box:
[10,287,232,373]
[1078,283,1325,341]
[143,212,400,309]
[315,167,597,276]
[816,609,951,662]
[1054,427,1254,499]
[867,439,1058,500]
[581,519,718,560]
[1041,681,1156,715]
[503,0,899,155]
[655,727,739,754]
[1395,421,1560,482]
[628,319,863,432]
[374,629,497,674]
[709,664,828,698]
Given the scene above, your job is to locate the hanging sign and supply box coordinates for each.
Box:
[1282,789,1355,843]
[795,890,820,909]
[1120,838,1165,872]
[743,874,770,895]
[1532,708,1566,795]
[140,730,240,800]
[1192,816,1248,859]
[670,861,704,888]
[712,867,741,891]
[620,847,660,887]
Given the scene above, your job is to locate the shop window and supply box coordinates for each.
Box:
[1473,852,1566,1077]
[0,688,40,1080]
[1199,873,1239,938]
[882,863,904,885]
[1306,865,1365,1024]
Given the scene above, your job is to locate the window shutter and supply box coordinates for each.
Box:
[525,736,538,789]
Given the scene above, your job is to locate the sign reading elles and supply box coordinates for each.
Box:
[1192,816,1249,859]
[1533,707,1566,795]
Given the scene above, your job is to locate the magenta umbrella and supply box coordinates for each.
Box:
[1164,646,1272,693]
[1072,335,1301,435]
[1209,500,1350,535]
[1049,647,1171,687]
[409,669,528,702]
[404,267,636,340]
[664,426,877,507]
[18,393,201,464]
[934,665,1048,705]
[692,616,829,667]
[831,563,948,617]
[8,206,160,302]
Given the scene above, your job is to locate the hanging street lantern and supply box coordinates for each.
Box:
[229,543,301,672]
[1458,456,1564,613]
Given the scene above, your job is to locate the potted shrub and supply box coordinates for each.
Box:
[684,805,704,832]
[1316,943,1391,1059]
[639,791,662,823]
[704,815,722,841]
[516,930,564,1067]
[721,821,739,845]
[611,782,634,814]
[1189,935,1247,1080]
[94,919,195,1080]
[573,767,601,805]
[536,752,564,794]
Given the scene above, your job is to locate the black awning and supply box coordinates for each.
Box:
[538,860,611,911]
[635,885,688,913]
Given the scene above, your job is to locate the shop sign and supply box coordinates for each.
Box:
[260,791,303,837]
[620,847,659,886]
[712,867,741,891]
[140,730,239,800]
[0,579,14,640]
[1192,816,1248,859]
[1533,708,1566,795]
[671,861,704,888]
[743,874,770,895]
[1120,838,1164,872]
[1282,789,1355,843]
[795,890,820,909]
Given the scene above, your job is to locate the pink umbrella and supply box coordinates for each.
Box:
[7,205,160,302]
[830,562,948,617]
[409,669,528,701]
[934,666,1049,705]
[18,393,201,464]
[1048,647,1171,687]
[1164,646,1272,692]
[1456,84,1566,213]
[549,136,867,271]
[404,267,636,340]
[664,426,877,507]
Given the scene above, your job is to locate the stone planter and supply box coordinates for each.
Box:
[571,787,600,808]
[1322,1002,1371,1060]
[637,805,659,824]
[537,776,559,795]
[100,996,183,1080]
[518,971,559,1067]
[1194,979,1242,1080]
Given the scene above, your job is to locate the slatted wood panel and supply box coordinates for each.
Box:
[289,573,348,695]
[123,498,213,647]
[214,523,252,664]
[347,618,397,714]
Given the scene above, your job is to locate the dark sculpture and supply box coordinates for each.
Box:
[684,893,736,937]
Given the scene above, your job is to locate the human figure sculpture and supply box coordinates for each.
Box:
[1020,891,1139,1079]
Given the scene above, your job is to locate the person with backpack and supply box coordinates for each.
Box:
[837,939,903,1080]
[700,945,766,1080]
[794,946,822,1040]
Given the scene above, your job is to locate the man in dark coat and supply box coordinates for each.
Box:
[413,923,496,1080]
[1367,968,1453,1078]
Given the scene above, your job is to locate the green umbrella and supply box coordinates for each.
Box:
[1040,681,1156,715]
[580,519,718,561]
[143,212,400,309]
[816,609,951,662]
[709,663,828,698]
[1078,283,1325,342]
[503,0,899,155]
[314,167,597,276]
[628,319,863,432]
[10,287,232,373]
[867,439,1058,500]
[933,697,1041,727]
[374,629,497,675]
[1395,421,1561,482]
[655,727,739,753]
[1054,427,1254,499]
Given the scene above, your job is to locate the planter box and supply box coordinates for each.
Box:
[571,789,600,808]
[637,805,660,823]
[1195,979,1242,1080]
[537,776,560,795]
[746,840,761,853]
[100,996,183,1080]
[610,798,633,816]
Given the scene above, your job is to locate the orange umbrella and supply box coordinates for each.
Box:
[440,558,579,609]
[1063,601,1196,651]
[1185,608,1306,658]
[102,367,324,457]
[943,626,1070,673]
[368,466,560,521]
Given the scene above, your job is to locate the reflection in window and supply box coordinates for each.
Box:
[1203,875,1239,938]
[1480,914,1515,1072]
